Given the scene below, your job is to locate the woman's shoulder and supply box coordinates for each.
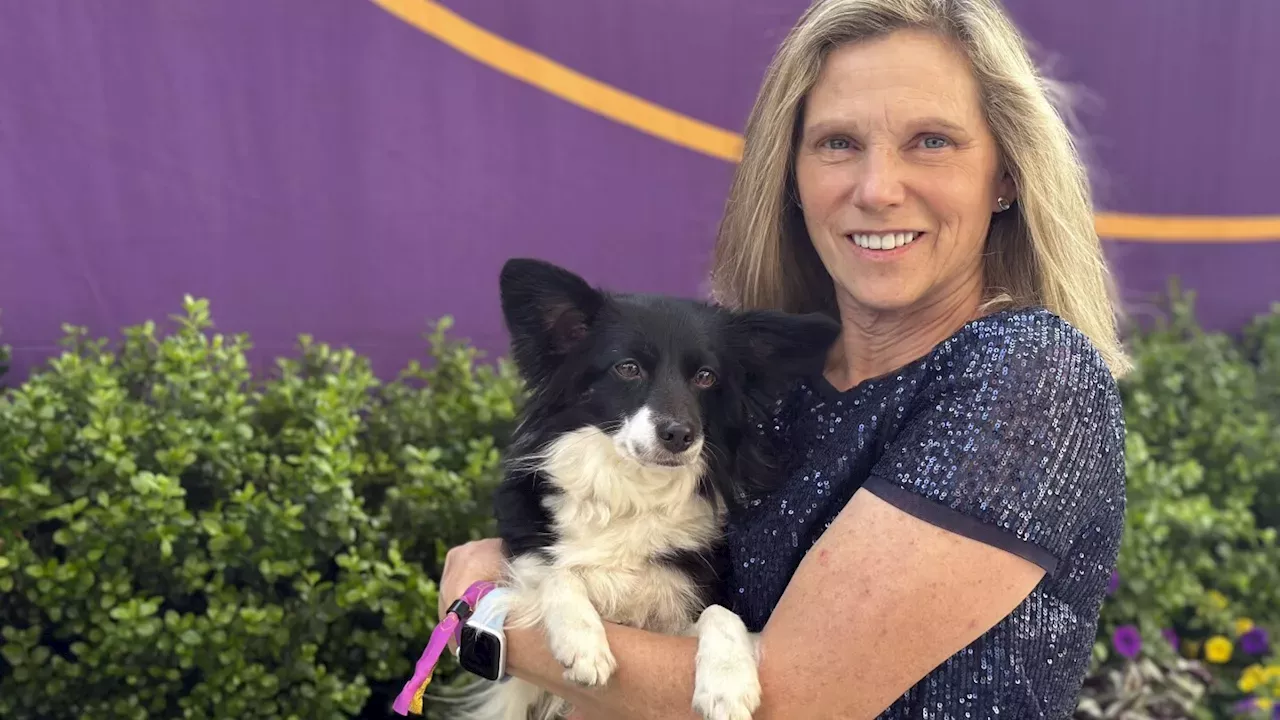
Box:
[939,305,1111,365]
[927,305,1120,403]
[865,305,1127,576]
[899,304,1127,477]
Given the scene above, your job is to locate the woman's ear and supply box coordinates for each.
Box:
[995,171,1018,211]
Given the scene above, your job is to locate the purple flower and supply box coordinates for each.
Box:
[1240,627,1270,655]
[1237,696,1280,718]
[1112,624,1142,659]
[1232,697,1280,717]
[1162,628,1179,648]
[1233,697,1258,714]
[1107,570,1120,595]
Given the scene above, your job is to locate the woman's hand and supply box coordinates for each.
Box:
[438,537,506,626]
[439,539,597,720]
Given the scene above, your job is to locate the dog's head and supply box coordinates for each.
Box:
[499,258,839,480]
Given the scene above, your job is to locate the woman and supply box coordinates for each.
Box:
[440,0,1130,717]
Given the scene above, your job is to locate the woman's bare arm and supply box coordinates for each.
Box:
[503,620,701,719]
[497,488,1046,719]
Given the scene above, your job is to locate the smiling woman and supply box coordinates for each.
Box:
[435,1,1132,719]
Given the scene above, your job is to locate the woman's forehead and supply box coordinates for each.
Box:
[805,33,983,126]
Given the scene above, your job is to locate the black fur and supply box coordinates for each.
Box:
[493,257,840,594]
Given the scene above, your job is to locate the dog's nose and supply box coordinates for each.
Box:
[657,420,696,453]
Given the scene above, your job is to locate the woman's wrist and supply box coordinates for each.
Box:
[435,539,701,719]
[502,623,540,678]
[498,618,704,720]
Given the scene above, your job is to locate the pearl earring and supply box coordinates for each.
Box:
[996,197,1012,212]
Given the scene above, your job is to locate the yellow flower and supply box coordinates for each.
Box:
[1205,635,1234,664]
[1259,698,1274,712]
[1240,665,1265,693]
[1207,591,1229,610]
[1265,665,1280,694]
[1235,617,1256,636]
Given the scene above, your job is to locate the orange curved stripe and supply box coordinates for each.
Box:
[371,0,743,162]
[374,0,1280,244]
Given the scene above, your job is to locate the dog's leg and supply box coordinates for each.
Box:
[539,569,617,687]
[691,604,762,720]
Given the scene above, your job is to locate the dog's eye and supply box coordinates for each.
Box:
[614,360,642,379]
[693,368,717,388]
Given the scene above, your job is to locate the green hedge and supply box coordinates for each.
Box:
[2,290,1279,719]
[0,298,522,719]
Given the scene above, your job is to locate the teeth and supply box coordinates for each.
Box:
[851,232,919,250]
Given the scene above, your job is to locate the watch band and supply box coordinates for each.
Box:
[460,587,514,682]
[392,580,497,716]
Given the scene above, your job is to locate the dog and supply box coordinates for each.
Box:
[462,258,839,720]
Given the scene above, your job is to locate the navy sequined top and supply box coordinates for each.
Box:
[725,306,1126,720]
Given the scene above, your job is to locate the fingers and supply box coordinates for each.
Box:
[437,537,508,622]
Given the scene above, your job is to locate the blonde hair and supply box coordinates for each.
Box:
[709,0,1132,377]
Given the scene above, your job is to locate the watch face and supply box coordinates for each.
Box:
[459,625,502,681]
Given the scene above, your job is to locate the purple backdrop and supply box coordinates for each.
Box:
[1,0,1277,381]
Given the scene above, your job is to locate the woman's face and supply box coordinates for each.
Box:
[793,28,1014,319]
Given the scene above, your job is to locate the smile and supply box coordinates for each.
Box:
[848,231,921,250]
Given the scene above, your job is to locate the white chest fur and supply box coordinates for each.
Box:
[510,425,723,632]
[476,426,763,720]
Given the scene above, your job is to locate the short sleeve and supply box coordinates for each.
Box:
[861,314,1126,576]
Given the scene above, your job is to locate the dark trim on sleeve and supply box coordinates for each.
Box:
[861,476,1059,576]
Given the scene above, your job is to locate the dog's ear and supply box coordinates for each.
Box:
[499,258,604,377]
[728,309,841,377]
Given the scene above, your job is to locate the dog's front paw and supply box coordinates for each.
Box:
[692,605,762,720]
[692,655,761,720]
[692,687,761,720]
[548,617,617,687]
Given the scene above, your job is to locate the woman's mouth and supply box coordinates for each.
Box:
[848,231,922,250]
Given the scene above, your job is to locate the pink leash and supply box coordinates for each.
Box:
[392,580,497,716]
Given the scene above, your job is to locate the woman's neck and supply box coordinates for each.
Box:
[825,285,984,392]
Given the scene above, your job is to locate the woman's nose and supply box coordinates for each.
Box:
[852,148,907,211]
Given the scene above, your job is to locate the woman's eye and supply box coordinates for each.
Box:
[921,135,950,149]
[614,360,642,379]
[823,137,851,151]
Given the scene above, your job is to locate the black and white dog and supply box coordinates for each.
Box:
[466,258,838,720]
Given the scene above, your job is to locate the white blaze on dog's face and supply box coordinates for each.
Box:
[596,339,720,470]
[613,405,705,468]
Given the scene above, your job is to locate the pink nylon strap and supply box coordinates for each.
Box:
[392,580,497,716]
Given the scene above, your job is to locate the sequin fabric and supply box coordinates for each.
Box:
[725,307,1126,719]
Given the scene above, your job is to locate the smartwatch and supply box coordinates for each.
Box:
[458,587,514,682]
